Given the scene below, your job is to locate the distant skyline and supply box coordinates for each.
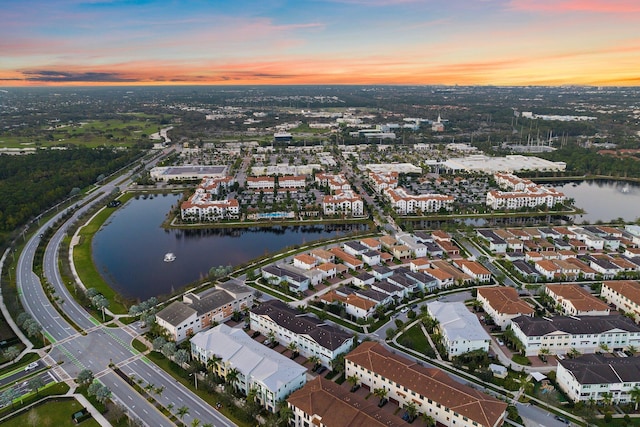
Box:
[1,0,639,87]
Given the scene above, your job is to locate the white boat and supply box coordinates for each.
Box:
[164,252,176,262]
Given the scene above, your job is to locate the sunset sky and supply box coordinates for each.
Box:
[2,0,640,86]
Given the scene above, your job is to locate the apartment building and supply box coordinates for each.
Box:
[156,280,254,341]
[511,315,640,357]
[544,284,610,316]
[557,354,640,404]
[250,300,353,367]
[190,324,306,412]
[344,342,507,427]
[322,190,364,217]
[477,287,534,330]
[601,280,640,322]
[180,188,240,221]
[384,187,454,214]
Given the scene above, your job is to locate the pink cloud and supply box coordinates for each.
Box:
[508,0,640,13]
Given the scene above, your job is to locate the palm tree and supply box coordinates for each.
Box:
[190,419,201,427]
[307,355,321,370]
[630,386,640,410]
[601,392,613,408]
[277,404,294,426]
[421,413,436,427]
[287,341,299,357]
[373,387,388,405]
[176,405,189,421]
[599,343,610,353]
[627,345,637,355]
[567,348,581,359]
[347,375,359,391]
[207,354,222,376]
[226,367,240,392]
[538,347,550,362]
[267,330,276,344]
[404,401,418,422]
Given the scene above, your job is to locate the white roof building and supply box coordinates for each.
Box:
[190,324,306,412]
[427,301,491,358]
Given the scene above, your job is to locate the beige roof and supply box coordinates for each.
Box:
[478,286,534,316]
[294,254,317,265]
[345,342,507,427]
[546,284,610,312]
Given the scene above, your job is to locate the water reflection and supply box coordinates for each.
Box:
[93,194,367,301]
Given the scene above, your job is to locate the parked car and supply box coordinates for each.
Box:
[554,415,570,424]
[24,362,38,371]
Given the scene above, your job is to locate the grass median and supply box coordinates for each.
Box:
[72,193,135,315]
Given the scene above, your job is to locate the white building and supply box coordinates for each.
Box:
[156,280,254,342]
[511,315,640,357]
[427,301,491,358]
[601,280,640,322]
[250,300,353,367]
[384,187,454,215]
[181,189,240,221]
[557,354,640,404]
[322,190,364,216]
[190,324,306,412]
[477,287,534,331]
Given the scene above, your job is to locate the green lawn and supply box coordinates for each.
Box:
[2,398,100,427]
[72,193,136,314]
[0,118,165,149]
[397,323,432,353]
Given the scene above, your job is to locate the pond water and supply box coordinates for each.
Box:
[92,193,366,300]
[551,180,640,224]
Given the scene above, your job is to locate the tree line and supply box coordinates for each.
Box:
[0,147,142,245]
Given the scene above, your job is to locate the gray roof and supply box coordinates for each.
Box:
[344,241,368,253]
[251,300,352,351]
[186,289,234,316]
[156,301,197,326]
[513,260,539,276]
[512,314,640,337]
[217,278,254,297]
[559,354,640,385]
[373,280,404,295]
[262,264,308,283]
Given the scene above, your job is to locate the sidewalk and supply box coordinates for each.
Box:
[71,392,112,427]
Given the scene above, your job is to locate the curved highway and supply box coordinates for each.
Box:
[15,150,236,427]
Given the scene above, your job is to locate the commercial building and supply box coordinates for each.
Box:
[191,324,306,412]
[150,165,227,181]
[345,342,507,427]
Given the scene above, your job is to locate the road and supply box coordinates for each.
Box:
[14,150,236,427]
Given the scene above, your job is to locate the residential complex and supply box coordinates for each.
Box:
[249,300,353,367]
[477,286,534,330]
[345,342,507,427]
[544,284,610,316]
[556,354,640,404]
[511,315,640,357]
[190,324,306,412]
[427,301,491,358]
[322,190,364,216]
[287,376,406,427]
[384,187,454,214]
[601,280,640,322]
[155,280,254,342]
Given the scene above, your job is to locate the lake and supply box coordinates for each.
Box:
[551,180,640,224]
[92,193,366,300]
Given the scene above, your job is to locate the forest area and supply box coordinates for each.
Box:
[0,147,142,248]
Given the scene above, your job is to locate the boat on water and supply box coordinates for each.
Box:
[621,183,630,193]
[164,252,176,262]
